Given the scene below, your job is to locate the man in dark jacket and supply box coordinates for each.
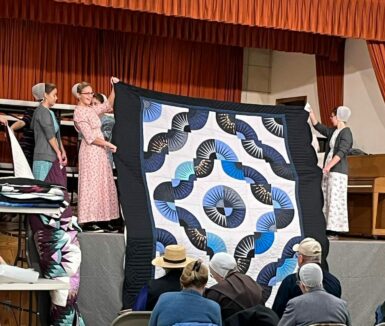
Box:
[205,252,265,321]
[272,237,342,318]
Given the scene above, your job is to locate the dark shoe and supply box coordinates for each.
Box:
[83,224,104,233]
[103,224,119,233]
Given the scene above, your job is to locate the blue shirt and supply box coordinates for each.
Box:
[149,289,222,326]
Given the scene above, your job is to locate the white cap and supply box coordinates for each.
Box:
[31,83,45,101]
[100,93,107,103]
[209,252,237,278]
[72,83,80,98]
[336,106,351,122]
[299,263,323,288]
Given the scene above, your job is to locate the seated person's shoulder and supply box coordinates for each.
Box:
[278,273,296,288]
[157,291,179,302]
[204,297,221,312]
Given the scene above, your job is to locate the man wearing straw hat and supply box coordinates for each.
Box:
[133,244,194,311]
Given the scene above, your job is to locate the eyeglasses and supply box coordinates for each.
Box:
[80,92,94,96]
[329,115,336,118]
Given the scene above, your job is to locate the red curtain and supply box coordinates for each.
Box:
[55,0,385,41]
[2,0,344,61]
[367,41,385,102]
[0,19,243,103]
[315,41,345,125]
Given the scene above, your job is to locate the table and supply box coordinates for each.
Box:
[0,278,70,291]
[0,278,70,325]
[0,207,61,325]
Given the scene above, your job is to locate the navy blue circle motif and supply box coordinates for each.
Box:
[203,185,246,228]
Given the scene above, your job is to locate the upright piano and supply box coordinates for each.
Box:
[347,154,385,236]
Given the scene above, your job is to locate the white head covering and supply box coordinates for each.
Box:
[100,93,108,103]
[299,263,323,288]
[209,252,237,278]
[336,106,351,122]
[31,83,45,101]
[72,83,80,98]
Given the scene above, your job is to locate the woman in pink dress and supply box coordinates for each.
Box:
[73,78,119,232]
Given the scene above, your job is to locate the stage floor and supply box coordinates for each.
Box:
[75,233,385,325]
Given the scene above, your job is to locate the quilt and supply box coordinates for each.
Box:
[112,83,327,308]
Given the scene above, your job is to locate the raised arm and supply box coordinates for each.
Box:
[93,77,120,115]
[309,109,319,126]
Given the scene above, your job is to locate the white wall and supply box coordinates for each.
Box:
[242,50,320,117]
[344,39,385,153]
[242,40,385,154]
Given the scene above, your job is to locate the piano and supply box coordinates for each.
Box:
[347,154,385,237]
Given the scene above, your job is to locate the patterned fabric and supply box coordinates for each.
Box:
[30,161,84,326]
[113,83,326,308]
[322,128,349,232]
[73,104,119,223]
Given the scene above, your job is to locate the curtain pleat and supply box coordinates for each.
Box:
[1,0,344,61]
[54,0,385,41]
[367,41,385,102]
[315,41,345,125]
[0,19,243,103]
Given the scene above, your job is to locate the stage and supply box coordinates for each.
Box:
[77,233,385,326]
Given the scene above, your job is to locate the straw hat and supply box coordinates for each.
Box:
[152,244,194,269]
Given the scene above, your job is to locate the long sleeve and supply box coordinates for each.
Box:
[37,109,56,140]
[94,102,113,116]
[148,298,162,326]
[277,300,296,326]
[313,122,335,138]
[335,128,353,159]
[74,109,97,145]
[214,307,222,326]
[272,276,299,318]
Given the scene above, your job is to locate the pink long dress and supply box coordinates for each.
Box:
[73,103,119,223]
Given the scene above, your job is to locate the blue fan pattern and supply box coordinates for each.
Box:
[141,98,301,302]
[257,236,303,300]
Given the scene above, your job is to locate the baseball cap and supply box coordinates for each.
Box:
[293,238,322,257]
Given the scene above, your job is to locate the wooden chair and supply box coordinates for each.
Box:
[111,311,152,326]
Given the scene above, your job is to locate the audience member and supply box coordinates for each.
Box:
[225,304,279,326]
[133,244,194,311]
[278,263,351,326]
[205,252,265,320]
[149,259,222,326]
[272,237,341,318]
